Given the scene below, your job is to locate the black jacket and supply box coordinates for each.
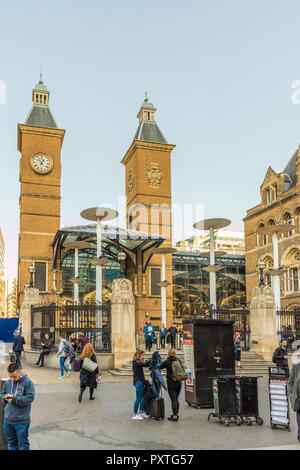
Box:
[41,338,54,352]
[160,356,180,386]
[168,327,177,338]
[132,360,151,385]
[80,354,99,389]
[13,335,25,352]
[273,346,288,367]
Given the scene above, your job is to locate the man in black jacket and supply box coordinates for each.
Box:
[35,333,54,368]
[13,331,26,368]
[273,339,290,377]
[167,324,178,349]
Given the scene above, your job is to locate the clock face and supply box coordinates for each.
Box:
[30,153,53,174]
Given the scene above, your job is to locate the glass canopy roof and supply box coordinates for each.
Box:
[52,224,165,271]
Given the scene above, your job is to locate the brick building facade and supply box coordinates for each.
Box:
[244,146,300,309]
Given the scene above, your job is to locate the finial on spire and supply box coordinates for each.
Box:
[144,90,148,103]
[39,71,43,85]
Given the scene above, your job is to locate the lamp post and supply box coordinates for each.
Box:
[117,252,127,278]
[80,207,118,330]
[28,265,35,288]
[63,241,91,305]
[151,247,177,327]
[193,218,231,309]
[256,260,266,286]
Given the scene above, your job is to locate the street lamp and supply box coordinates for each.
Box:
[117,252,127,278]
[28,265,35,288]
[256,260,266,286]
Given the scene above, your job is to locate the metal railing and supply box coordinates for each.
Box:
[31,303,111,353]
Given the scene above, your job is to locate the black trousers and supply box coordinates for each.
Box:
[80,385,94,398]
[146,336,152,351]
[170,336,176,349]
[37,351,49,366]
[161,336,166,348]
[167,381,182,416]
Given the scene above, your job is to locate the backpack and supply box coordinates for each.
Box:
[171,359,188,382]
[63,341,73,355]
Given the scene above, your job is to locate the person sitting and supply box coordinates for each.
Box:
[35,333,54,368]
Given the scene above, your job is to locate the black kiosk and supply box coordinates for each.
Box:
[183,318,235,407]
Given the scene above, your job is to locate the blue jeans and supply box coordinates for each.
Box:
[3,422,30,450]
[134,381,146,414]
[60,356,68,376]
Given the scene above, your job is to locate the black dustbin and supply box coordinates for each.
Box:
[235,376,263,425]
[183,319,235,408]
[208,376,240,426]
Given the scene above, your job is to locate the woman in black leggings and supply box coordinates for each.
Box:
[160,349,182,422]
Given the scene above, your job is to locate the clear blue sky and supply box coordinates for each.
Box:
[1,0,300,278]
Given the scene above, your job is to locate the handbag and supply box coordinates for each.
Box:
[82,356,98,373]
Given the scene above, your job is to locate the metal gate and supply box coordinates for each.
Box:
[31,303,111,352]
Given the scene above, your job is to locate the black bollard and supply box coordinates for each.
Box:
[0,379,8,450]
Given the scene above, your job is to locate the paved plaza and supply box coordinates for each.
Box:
[1,358,299,451]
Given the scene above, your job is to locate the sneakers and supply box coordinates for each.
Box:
[132,414,143,420]
[66,372,70,377]
[140,412,150,418]
[58,376,64,379]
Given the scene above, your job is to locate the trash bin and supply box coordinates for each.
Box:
[208,376,240,426]
[183,319,235,408]
[235,376,263,426]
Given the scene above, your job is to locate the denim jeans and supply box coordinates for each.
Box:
[134,381,146,414]
[3,422,30,450]
[60,356,68,376]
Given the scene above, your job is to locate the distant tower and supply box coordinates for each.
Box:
[121,93,175,330]
[17,75,65,307]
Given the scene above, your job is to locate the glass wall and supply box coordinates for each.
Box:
[172,253,246,321]
[61,248,120,303]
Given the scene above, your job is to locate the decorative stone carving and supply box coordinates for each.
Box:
[144,162,164,188]
[19,287,41,349]
[250,284,278,361]
[127,168,135,193]
[110,278,136,369]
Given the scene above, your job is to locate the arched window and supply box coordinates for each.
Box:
[283,212,294,237]
[257,223,267,246]
[283,249,300,292]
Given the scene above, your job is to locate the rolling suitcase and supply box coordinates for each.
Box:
[73,359,81,372]
[149,394,165,420]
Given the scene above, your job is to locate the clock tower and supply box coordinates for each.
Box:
[17,75,65,307]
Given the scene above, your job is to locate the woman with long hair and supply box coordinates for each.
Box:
[234,332,242,368]
[78,343,100,402]
[160,349,183,422]
[132,349,151,420]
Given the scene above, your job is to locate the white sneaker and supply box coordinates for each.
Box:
[140,412,150,418]
[132,414,144,420]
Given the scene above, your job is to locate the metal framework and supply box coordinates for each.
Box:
[31,303,111,353]
[277,308,300,348]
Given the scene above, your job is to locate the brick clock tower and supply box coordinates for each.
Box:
[121,93,175,330]
[17,75,65,307]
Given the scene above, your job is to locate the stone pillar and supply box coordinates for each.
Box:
[110,278,136,369]
[250,284,278,361]
[19,287,41,349]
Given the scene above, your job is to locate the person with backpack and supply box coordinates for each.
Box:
[56,334,71,378]
[160,348,188,422]
[159,324,168,348]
